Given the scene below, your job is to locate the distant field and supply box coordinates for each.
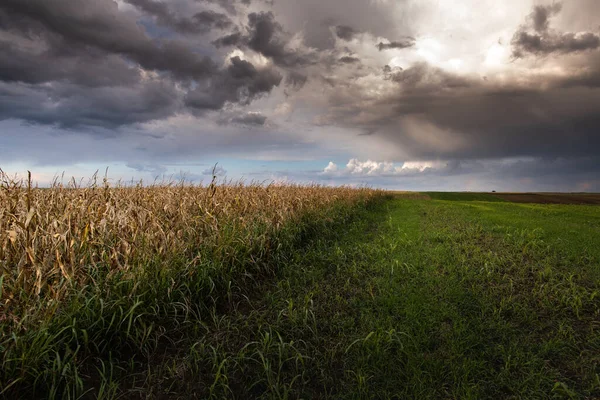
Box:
[493,192,600,204]
[2,184,599,398]
[426,192,506,202]
[426,191,600,205]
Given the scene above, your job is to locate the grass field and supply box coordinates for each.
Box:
[426,191,600,205]
[1,179,599,398]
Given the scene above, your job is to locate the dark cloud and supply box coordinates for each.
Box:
[285,71,308,89]
[185,56,282,110]
[0,0,218,80]
[318,58,600,161]
[245,11,316,67]
[531,3,562,33]
[512,31,600,57]
[0,80,180,128]
[212,31,243,47]
[212,11,317,68]
[400,86,600,160]
[512,3,600,57]
[339,56,360,64]
[0,0,290,128]
[201,0,250,16]
[0,38,141,87]
[246,12,284,57]
[125,0,232,34]
[377,38,415,51]
[183,10,232,30]
[0,8,142,88]
[335,25,357,41]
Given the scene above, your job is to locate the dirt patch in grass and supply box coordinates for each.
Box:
[492,193,600,205]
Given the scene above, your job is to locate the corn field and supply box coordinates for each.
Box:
[0,169,383,397]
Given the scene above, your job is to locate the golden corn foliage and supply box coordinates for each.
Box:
[0,170,380,322]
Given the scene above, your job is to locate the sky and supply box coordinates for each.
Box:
[1,0,599,191]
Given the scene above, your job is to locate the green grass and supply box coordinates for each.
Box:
[3,194,600,398]
[170,195,598,398]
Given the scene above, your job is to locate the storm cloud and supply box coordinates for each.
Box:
[0,0,289,128]
[338,56,360,64]
[124,0,233,34]
[335,25,358,41]
[302,2,600,166]
[512,3,600,57]
[184,56,282,110]
[1,0,600,190]
[0,0,218,80]
[213,11,319,68]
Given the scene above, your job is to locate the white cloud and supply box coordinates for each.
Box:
[323,161,338,173]
[322,158,445,177]
[347,159,396,175]
[401,161,445,172]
